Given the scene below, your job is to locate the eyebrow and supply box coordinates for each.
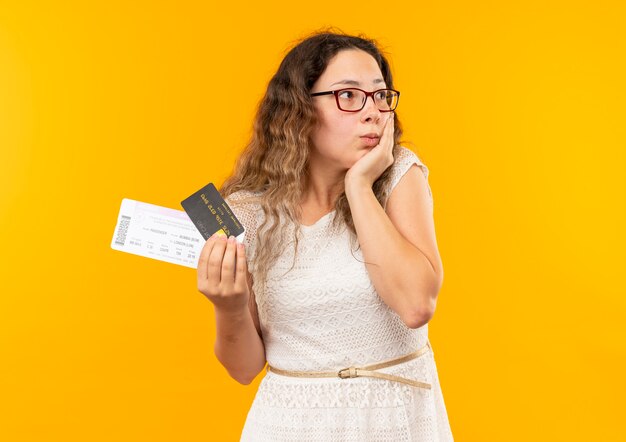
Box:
[329,78,385,87]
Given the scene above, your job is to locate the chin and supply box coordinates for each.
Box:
[343,149,370,168]
[356,147,374,157]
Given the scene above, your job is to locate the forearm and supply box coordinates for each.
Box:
[214,307,266,384]
[346,181,441,328]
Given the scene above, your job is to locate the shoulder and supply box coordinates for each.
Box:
[224,189,263,250]
[225,189,261,204]
[386,146,433,206]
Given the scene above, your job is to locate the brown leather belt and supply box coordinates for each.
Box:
[267,340,432,389]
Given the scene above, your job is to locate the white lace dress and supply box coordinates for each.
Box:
[227,147,453,441]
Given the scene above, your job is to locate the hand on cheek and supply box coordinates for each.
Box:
[346,112,395,188]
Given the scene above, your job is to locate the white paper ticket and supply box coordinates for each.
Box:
[110,198,207,268]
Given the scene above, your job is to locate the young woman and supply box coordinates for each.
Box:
[196,31,453,441]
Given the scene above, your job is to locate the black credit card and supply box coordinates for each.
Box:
[181,183,245,240]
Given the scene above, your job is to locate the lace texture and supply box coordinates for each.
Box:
[227,147,452,441]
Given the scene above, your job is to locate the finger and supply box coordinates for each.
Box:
[373,114,393,150]
[197,234,219,282]
[207,234,228,287]
[220,236,238,288]
[384,112,395,148]
[379,113,394,162]
[375,112,393,148]
[233,241,249,293]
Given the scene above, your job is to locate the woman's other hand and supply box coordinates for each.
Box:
[197,234,250,314]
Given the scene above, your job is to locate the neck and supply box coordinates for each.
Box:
[302,160,346,210]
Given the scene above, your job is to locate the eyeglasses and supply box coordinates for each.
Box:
[310,87,400,112]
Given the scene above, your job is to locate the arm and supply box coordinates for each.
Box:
[345,115,443,329]
[198,235,266,384]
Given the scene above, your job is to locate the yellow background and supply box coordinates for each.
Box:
[1,1,624,440]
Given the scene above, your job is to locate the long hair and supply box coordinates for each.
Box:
[221,30,403,290]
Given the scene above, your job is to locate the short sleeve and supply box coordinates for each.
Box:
[225,190,262,272]
[387,146,433,206]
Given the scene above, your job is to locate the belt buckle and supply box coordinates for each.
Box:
[338,367,359,379]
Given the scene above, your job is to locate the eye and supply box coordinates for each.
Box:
[337,90,356,100]
[374,90,388,101]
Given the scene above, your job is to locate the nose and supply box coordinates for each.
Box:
[361,94,382,123]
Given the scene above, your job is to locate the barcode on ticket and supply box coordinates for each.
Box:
[114,215,131,245]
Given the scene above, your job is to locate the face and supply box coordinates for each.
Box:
[309,49,389,171]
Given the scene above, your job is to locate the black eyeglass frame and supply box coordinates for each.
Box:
[310,87,400,113]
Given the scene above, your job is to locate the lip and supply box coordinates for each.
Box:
[360,134,380,147]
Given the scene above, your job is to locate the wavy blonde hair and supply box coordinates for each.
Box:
[221,30,403,290]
